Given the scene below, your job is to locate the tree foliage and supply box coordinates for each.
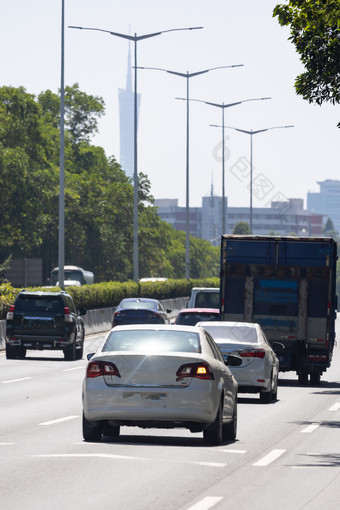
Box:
[232,222,251,235]
[0,85,219,283]
[273,0,340,125]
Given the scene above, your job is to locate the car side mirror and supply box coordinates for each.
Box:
[166,309,172,313]
[78,308,87,316]
[224,354,242,367]
[272,342,285,352]
[87,353,95,361]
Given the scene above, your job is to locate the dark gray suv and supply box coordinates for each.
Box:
[5,290,86,361]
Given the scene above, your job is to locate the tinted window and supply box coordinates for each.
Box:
[176,312,219,326]
[120,300,155,310]
[15,295,64,313]
[195,291,220,308]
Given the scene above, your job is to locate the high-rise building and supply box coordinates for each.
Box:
[307,179,340,234]
[118,45,141,179]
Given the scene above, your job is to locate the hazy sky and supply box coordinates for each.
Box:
[1,0,339,208]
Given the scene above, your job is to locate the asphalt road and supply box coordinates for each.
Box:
[1,321,339,510]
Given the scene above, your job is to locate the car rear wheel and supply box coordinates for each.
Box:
[223,405,237,441]
[64,335,76,361]
[82,414,102,442]
[76,332,84,360]
[203,401,223,446]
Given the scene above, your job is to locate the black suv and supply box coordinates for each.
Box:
[5,290,86,361]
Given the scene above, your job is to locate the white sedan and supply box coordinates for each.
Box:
[82,324,240,445]
[197,321,280,403]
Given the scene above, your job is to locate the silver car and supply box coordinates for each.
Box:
[82,325,240,445]
[198,321,280,403]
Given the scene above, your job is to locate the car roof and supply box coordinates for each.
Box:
[109,324,202,333]
[17,290,70,298]
[177,308,219,314]
[120,297,159,304]
[198,320,258,328]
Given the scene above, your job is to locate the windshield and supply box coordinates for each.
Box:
[51,269,83,285]
[103,329,201,353]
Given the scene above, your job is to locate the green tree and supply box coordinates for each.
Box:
[232,222,250,235]
[273,1,340,125]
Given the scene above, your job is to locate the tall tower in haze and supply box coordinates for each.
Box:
[118,44,141,179]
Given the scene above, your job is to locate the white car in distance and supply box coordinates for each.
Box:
[198,321,281,403]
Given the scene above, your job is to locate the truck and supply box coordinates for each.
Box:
[219,235,338,385]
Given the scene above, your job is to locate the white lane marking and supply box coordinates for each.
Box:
[0,443,14,445]
[1,377,33,384]
[62,366,85,372]
[39,415,79,426]
[329,403,340,412]
[301,423,320,433]
[218,449,247,454]
[192,462,226,468]
[33,453,144,460]
[186,497,224,510]
[253,449,286,467]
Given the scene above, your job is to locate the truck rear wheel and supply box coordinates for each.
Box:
[310,372,321,386]
[298,372,308,385]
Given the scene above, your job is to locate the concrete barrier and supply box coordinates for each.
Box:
[0,297,189,350]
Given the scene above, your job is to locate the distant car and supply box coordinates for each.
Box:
[197,321,280,403]
[112,298,171,327]
[5,290,86,361]
[186,287,220,309]
[174,308,220,326]
[83,324,240,445]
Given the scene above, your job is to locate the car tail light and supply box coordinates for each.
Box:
[240,349,266,359]
[7,305,15,320]
[86,360,121,378]
[64,306,73,323]
[176,362,214,380]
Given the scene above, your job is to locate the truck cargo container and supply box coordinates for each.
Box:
[220,235,338,384]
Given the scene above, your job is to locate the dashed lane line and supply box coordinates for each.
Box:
[39,415,79,426]
[186,497,224,510]
[1,377,33,384]
[253,449,286,467]
[329,403,340,412]
[301,423,320,433]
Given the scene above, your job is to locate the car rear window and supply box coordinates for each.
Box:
[120,300,155,310]
[195,292,220,308]
[103,330,201,353]
[15,296,64,314]
[176,312,219,326]
[202,325,258,344]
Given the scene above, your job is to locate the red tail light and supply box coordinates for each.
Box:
[240,349,266,359]
[176,362,214,380]
[64,306,70,314]
[86,360,121,378]
[7,305,15,320]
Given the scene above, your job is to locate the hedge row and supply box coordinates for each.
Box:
[0,278,219,320]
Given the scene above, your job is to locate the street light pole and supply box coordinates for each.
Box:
[69,25,203,282]
[138,65,243,278]
[226,125,294,233]
[58,0,65,289]
[188,97,271,235]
